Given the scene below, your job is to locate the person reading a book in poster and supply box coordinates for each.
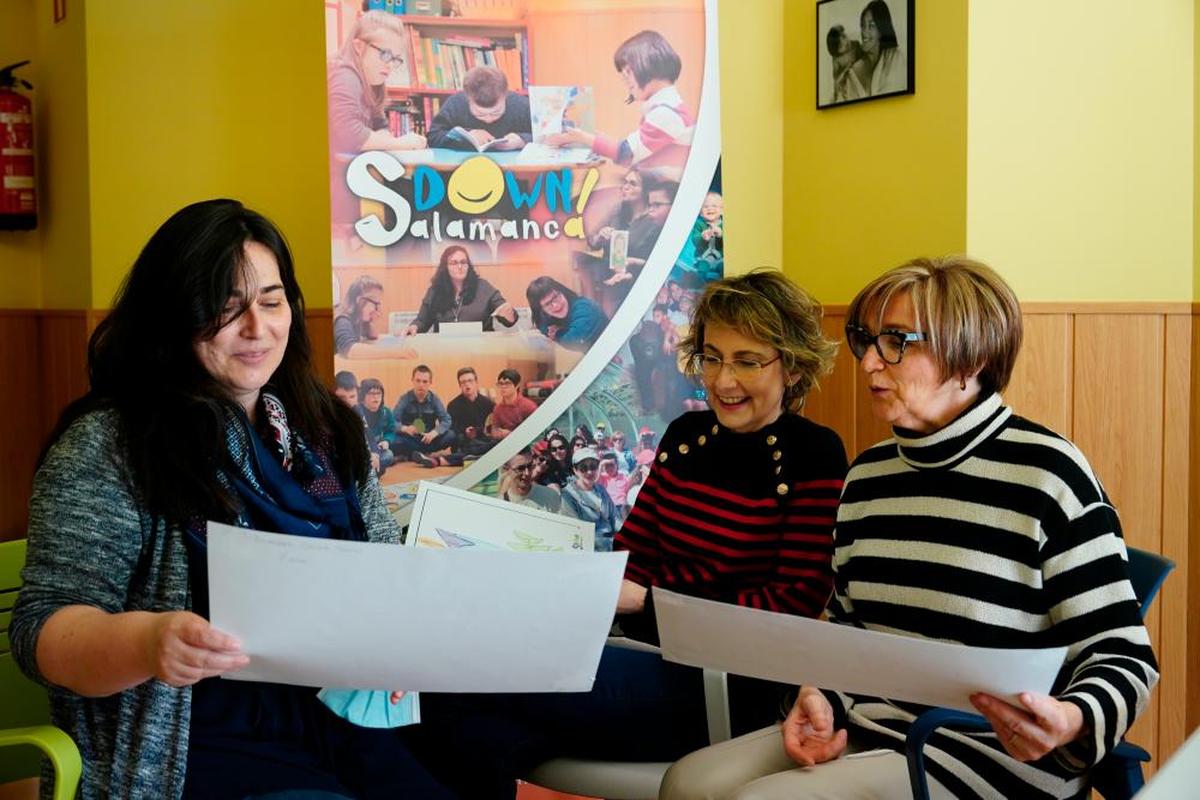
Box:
[447,366,496,458]
[10,199,454,799]
[547,29,694,167]
[333,275,417,360]
[486,368,537,440]
[392,364,460,467]
[327,11,427,154]
[426,65,533,152]
[526,276,608,351]
[661,257,1157,800]
[402,245,517,335]
[410,271,847,800]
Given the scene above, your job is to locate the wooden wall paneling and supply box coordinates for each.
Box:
[1071,314,1164,770]
[0,313,42,539]
[307,310,334,388]
[36,312,90,440]
[803,313,856,454]
[1190,314,1200,734]
[1159,314,1191,760]
[1005,314,1073,437]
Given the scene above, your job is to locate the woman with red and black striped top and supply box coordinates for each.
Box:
[614,407,846,638]
[412,271,847,800]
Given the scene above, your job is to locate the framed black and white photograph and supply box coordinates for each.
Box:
[817,0,914,109]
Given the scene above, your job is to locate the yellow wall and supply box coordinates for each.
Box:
[967,0,1195,302]
[0,0,42,308]
[84,1,332,309]
[35,0,92,309]
[718,0,782,275]
[780,1,969,306]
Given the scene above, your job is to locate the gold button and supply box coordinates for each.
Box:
[697,435,707,446]
[678,443,690,455]
[776,483,789,495]
[712,425,719,435]
[658,452,668,463]
[773,450,782,461]
[775,465,782,475]
[766,435,777,445]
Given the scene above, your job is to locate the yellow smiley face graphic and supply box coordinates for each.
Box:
[446,156,505,215]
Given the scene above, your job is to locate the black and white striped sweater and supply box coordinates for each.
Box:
[826,392,1158,800]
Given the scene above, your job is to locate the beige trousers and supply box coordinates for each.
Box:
[659,725,956,800]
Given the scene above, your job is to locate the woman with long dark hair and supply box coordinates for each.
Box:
[403,245,517,334]
[525,276,608,351]
[11,199,451,799]
[859,0,906,96]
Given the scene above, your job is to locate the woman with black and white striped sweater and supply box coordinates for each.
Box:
[661,256,1158,800]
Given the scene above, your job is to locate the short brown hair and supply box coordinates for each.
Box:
[680,269,837,413]
[847,255,1023,393]
[463,66,507,108]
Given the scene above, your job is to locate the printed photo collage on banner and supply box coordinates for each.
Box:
[324,0,719,540]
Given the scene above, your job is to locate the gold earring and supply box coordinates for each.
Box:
[960,377,967,391]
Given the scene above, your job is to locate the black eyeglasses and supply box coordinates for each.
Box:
[362,297,381,310]
[576,461,600,472]
[366,42,404,66]
[844,323,927,365]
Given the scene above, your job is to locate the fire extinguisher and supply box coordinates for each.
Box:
[0,61,36,231]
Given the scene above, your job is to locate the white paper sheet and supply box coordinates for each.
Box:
[1135,726,1200,800]
[654,589,1067,713]
[207,522,626,692]
[408,481,594,552]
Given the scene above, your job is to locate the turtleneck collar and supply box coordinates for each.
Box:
[892,392,1011,470]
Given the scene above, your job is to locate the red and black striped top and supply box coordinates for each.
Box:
[615,410,847,629]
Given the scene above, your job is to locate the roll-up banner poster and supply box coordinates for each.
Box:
[325,0,722,545]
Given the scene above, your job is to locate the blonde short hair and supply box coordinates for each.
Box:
[847,255,1023,393]
[680,269,837,413]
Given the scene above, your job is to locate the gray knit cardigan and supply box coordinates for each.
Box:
[11,410,402,799]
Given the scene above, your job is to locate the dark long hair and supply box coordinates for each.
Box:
[862,0,899,51]
[43,199,370,524]
[429,245,479,310]
[526,276,580,329]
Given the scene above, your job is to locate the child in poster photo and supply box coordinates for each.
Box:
[526,277,608,351]
[547,30,694,166]
[426,66,533,152]
[327,12,426,154]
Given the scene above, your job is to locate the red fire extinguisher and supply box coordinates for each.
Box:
[0,61,36,231]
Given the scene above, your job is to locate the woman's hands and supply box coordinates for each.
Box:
[971,692,1086,761]
[393,132,427,150]
[494,301,518,324]
[402,324,419,337]
[616,579,647,614]
[781,687,848,767]
[143,611,248,688]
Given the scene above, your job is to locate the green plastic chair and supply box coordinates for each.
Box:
[0,539,81,800]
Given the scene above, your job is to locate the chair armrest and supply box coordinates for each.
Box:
[0,725,82,800]
[906,709,991,800]
[701,669,730,744]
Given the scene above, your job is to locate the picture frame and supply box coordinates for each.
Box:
[816,0,914,109]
